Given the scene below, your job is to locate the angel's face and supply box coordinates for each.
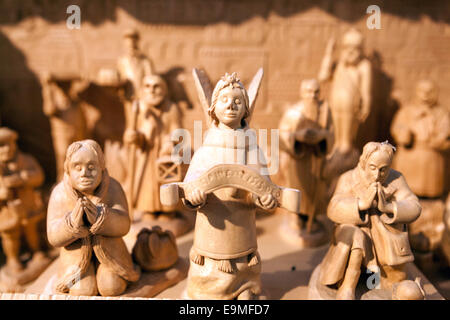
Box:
[214,86,246,129]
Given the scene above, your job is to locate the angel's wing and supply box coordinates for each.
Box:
[192,68,213,127]
[246,67,264,123]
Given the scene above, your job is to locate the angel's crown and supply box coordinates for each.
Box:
[220,72,241,88]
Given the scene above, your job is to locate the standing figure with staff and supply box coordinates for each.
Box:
[279,79,333,248]
[123,75,189,236]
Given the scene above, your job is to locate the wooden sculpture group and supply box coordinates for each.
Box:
[0,28,448,300]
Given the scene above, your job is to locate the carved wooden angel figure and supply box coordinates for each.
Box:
[160,69,301,299]
[279,79,333,247]
[309,141,422,300]
[47,140,140,296]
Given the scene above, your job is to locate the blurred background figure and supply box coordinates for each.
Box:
[319,28,372,188]
[122,75,191,237]
[391,79,450,269]
[41,72,87,181]
[0,127,52,291]
[117,28,155,129]
[279,79,332,248]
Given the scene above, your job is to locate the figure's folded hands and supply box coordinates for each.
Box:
[70,198,85,228]
[89,203,108,234]
[377,182,394,214]
[67,199,90,238]
[357,182,377,211]
[296,128,328,145]
[82,196,98,225]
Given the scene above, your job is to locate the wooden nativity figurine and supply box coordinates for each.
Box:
[279,78,332,247]
[318,28,372,182]
[160,69,301,300]
[47,139,182,297]
[40,72,87,181]
[117,28,155,129]
[47,139,141,296]
[122,74,192,236]
[0,127,52,292]
[391,80,450,266]
[309,141,422,300]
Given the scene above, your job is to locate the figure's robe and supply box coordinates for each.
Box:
[184,124,271,299]
[128,100,182,214]
[47,173,139,293]
[117,53,154,99]
[319,167,421,286]
[0,151,44,232]
[42,83,86,180]
[117,53,154,128]
[279,100,332,216]
[391,103,450,198]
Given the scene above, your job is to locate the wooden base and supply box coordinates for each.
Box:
[278,212,330,249]
[0,252,56,293]
[308,262,444,300]
[122,258,189,298]
[0,213,445,300]
[24,257,189,298]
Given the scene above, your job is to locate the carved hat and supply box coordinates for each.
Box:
[0,127,18,143]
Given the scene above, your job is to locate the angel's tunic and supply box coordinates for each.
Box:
[184,125,271,299]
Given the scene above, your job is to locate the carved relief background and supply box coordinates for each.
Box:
[0,0,448,188]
